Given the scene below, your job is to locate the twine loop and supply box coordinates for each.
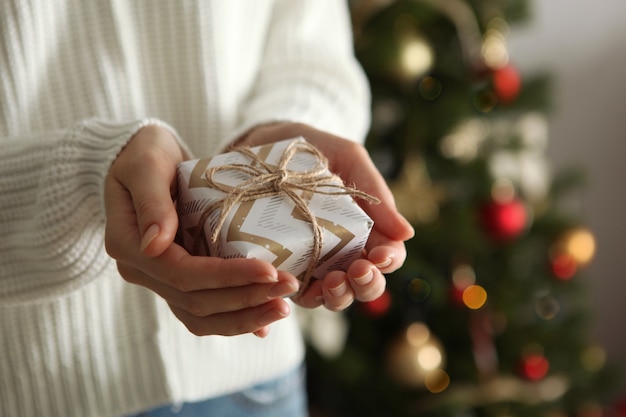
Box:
[195,140,380,294]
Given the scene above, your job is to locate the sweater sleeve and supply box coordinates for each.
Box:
[230,0,371,144]
[0,118,177,304]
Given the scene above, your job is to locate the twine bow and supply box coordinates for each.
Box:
[195,139,380,294]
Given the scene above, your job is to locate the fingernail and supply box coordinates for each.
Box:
[329,281,347,297]
[352,269,374,285]
[268,280,300,299]
[254,326,270,338]
[402,216,416,236]
[259,305,289,326]
[259,274,279,283]
[374,258,393,269]
[140,224,160,253]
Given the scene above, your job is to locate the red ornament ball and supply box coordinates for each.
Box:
[360,290,392,317]
[480,199,527,241]
[550,252,578,281]
[492,64,521,104]
[519,354,550,381]
[450,286,466,307]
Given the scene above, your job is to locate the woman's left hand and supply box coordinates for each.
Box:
[236,122,414,311]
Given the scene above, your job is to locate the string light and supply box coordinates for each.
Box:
[453,263,476,289]
[463,285,488,309]
[424,369,450,393]
[563,228,596,266]
[407,322,431,346]
[399,35,434,80]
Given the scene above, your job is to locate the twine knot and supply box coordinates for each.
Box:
[195,139,380,294]
[273,169,288,191]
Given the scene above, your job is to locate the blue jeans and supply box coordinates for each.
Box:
[128,365,308,417]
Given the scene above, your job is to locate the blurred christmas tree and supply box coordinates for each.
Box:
[304,1,621,416]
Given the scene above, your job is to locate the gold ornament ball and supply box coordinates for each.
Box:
[386,322,445,387]
[556,227,596,266]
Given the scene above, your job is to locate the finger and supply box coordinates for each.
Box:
[339,147,414,243]
[292,278,325,309]
[117,242,282,292]
[346,259,386,302]
[322,271,354,311]
[113,126,183,257]
[117,261,299,316]
[253,326,271,338]
[291,127,414,242]
[104,176,144,255]
[169,298,291,337]
[366,244,406,274]
[365,229,408,273]
[124,159,179,257]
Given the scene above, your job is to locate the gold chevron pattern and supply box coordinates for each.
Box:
[179,139,370,279]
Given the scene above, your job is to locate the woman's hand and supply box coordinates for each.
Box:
[104,125,299,338]
[237,122,414,311]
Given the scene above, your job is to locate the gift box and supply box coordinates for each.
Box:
[176,137,377,291]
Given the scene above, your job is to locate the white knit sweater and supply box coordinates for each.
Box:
[0,1,370,416]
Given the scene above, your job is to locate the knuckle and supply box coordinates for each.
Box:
[226,322,247,337]
[133,197,162,223]
[164,254,191,292]
[115,263,137,284]
[324,301,349,312]
[104,229,125,261]
[181,296,207,318]
[184,321,207,337]
[239,288,261,310]
[289,122,309,134]
[213,258,235,287]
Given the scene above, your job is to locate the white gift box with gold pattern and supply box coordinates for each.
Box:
[176,138,375,284]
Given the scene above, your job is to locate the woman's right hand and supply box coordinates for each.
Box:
[103,125,299,338]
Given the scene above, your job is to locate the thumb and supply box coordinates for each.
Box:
[106,125,184,258]
[131,169,180,257]
[137,199,179,258]
[112,126,183,258]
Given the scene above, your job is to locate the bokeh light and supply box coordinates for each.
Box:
[473,89,497,113]
[580,346,606,372]
[452,264,476,289]
[440,119,488,162]
[406,322,430,346]
[491,178,516,203]
[535,295,561,320]
[482,28,509,68]
[563,228,596,266]
[418,76,443,101]
[407,278,431,302]
[462,285,487,309]
[400,36,434,80]
[549,252,578,280]
[424,369,450,393]
[418,344,443,370]
[539,376,569,401]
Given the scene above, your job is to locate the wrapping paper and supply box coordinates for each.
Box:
[176,138,375,283]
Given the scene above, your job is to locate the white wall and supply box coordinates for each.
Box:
[508,0,626,377]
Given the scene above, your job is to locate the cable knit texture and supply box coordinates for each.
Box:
[0,1,370,416]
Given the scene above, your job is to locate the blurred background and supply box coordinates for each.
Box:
[303,0,626,416]
[508,0,626,379]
